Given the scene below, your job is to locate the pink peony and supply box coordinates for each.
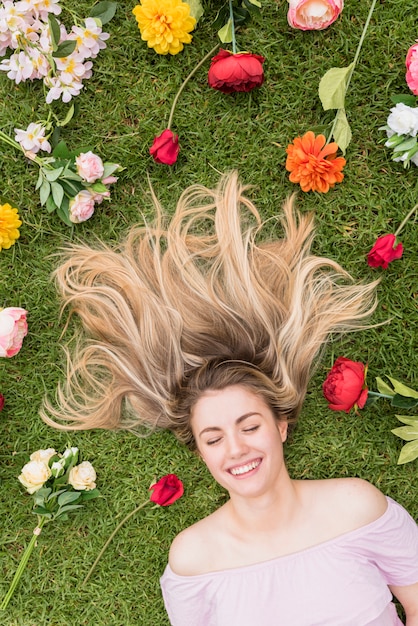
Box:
[0,307,28,357]
[406,41,418,95]
[75,151,104,183]
[69,190,95,223]
[287,0,343,30]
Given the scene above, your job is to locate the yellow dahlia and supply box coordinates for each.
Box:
[0,203,22,251]
[132,0,196,55]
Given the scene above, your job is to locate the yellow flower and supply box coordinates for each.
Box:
[133,0,196,55]
[0,203,22,251]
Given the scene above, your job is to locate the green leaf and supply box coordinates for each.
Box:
[51,181,64,208]
[39,180,51,206]
[187,0,204,21]
[397,440,418,464]
[102,162,122,178]
[46,195,57,214]
[56,202,73,227]
[79,488,100,501]
[57,104,75,128]
[90,182,108,193]
[391,425,418,441]
[395,414,418,426]
[384,133,406,149]
[56,504,83,516]
[53,140,71,159]
[332,109,352,154]
[390,94,417,107]
[318,64,354,111]
[246,0,261,7]
[48,14,61,50]
[391,394,418,409]
[44,166,64,182]
[218,19,233,44]
[35,171,43,191]
[53,40,77,59]
[375,377,395,397]
[392,137,417,153]
[60,180,82,197]
[89,1,117,25]
[32,506,53,518]
[58,491,81,506]
[387,377,418,399]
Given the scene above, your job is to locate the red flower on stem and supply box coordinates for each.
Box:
[0,394,4,411]
[149,129,180,165]
[367,234,403,269]
[207,49,265,94]
[322,357,368,413]
[149,473,184,506]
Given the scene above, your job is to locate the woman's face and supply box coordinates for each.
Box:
[191,385,288,499]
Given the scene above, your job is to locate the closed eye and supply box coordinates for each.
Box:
[243,425,260,433]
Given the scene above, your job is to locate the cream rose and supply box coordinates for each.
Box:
[68,461,97,491]
[18,460,51,494]
[287,0,343,31]
[29,448,56,464]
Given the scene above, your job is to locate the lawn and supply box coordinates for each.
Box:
[0,0,417,624]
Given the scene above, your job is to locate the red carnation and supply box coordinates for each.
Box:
[208,49,265,94]
[323,357,368,413]
[367,234,403,269]
[149,129,179,165]
[149,474,184,506]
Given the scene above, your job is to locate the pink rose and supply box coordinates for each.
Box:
[287,0,343,30]
[69,190,95,224]
[75,151,105,183]
[0,307,28,358]
[322,357,368,413]
[367,234,403,269]
[406,41,418,95]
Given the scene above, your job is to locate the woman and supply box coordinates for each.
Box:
[43,172,418,625]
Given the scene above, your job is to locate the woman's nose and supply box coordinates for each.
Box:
[226,434,249,458]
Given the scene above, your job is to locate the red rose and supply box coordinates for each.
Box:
[149,474,184,506]
[207,49,265,94]
[149,129,179,165]
[0,394,4,411]
[322,357,368,413]
[367,234,403,269]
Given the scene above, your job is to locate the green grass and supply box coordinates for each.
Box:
[1,0,417,623]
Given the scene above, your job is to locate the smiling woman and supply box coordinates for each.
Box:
[42,172,418,625]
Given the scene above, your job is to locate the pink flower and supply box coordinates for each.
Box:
[69,190,95,223]
[406,41,418,96]
[101,175,118,185]
[75,151,105,183]
[14,122,51,154]
[367,234,403,269]
[287,0,343,31]
[150,129,179,165]
[0,307,28,358]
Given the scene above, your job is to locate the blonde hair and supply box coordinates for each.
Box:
[42,172,378,448]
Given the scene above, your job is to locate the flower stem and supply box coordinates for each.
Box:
[327,0,378,144]
[0,517,47,610]
[82,500,150,586]
[167,44,220,130]
[394,204,418,237]
[229,0,237,55]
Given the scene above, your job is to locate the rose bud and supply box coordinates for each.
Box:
[150,129,179,165]
[322,357,368,413]
[207,49,265,94]
[287,0,343,31]
[367,234,403,269]
[149,474,184,506]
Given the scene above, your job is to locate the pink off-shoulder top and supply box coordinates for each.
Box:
[160,497,418,626]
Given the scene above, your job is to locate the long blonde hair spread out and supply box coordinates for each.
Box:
[42,172,378,449]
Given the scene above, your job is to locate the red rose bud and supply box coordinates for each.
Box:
[367,234,403,269]
[322,357,368,413]
[149,129,179,165]
[149,473,184,506]
[0,394,4,411]
[208,49,265,94]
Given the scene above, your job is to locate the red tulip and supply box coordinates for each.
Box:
[149,129,179,165]
[208,49,265,94]
[367,234,403,269]
[149,474,184,506]
[323,357,368,413]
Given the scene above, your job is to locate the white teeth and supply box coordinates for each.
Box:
[230,460,260,475]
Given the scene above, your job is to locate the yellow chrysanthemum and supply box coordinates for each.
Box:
[133,0,196,55]
[0,203,22,251]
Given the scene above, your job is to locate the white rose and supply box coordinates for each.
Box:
[18,460,51,494]
[68,461,96,491]
[30,448,56,464]
[387,103,418,137]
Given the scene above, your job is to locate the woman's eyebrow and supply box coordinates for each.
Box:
[198,412,261,437]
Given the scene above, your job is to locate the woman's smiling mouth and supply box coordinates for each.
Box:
[228,459,262,476]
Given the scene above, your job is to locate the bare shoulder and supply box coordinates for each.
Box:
[168,510,223,576]
[316,477,388,529]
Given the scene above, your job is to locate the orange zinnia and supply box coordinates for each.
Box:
[285,131,346,193]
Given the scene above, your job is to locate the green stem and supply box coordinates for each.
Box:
[0,517,47,611]
[229,0,237,55]
[327,0,378,143]
[82,500,151,586]
[0,130,48,168]
[394,204,418,238]
[167,44,219,130]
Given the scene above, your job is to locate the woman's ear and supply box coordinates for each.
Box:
[277,420,288,443]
